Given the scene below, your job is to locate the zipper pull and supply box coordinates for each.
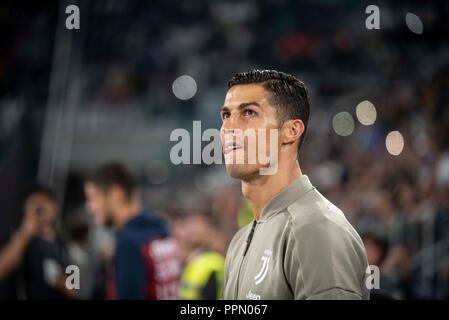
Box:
[243,220,257,257]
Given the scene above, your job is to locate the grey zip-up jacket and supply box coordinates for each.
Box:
[224,175,370,300]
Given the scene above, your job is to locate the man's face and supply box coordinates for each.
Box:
[84,182,113,226]
[220,84,279,180]
[25,193,58,230]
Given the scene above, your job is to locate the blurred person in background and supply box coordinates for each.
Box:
[362,232,396,300]
[84,162,180,299]
[0,186,77,299]
[173,211,226,300]
[65,214,106,300]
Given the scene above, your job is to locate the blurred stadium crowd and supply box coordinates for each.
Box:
[1,0,449,299]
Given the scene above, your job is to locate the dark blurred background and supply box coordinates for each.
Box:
[0,0,448,299]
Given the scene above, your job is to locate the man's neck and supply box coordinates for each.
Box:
[242,161,302,220]
[114,204,140,229]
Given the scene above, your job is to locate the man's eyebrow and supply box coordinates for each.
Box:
[238,102,261,109]
[220,102,261,111]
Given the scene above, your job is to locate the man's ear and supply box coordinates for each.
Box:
[281,119,305,145]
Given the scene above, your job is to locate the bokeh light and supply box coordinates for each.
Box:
[405,13,423,34]
[172,75,197,100]
[145,160,169,184]
[386,131,404,156]
[356,100,377,126]
[332,111,355,136]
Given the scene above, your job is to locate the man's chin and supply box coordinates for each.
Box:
[225,164,259,180]
[97,213,115,228]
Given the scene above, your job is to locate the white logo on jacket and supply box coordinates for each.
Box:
[246,290,261,300]
[254,249,272,285]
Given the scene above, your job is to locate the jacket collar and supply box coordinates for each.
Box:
[259,174,315,222]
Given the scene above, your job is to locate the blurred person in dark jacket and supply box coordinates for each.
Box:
[84,162,180,299]
[0,186,77,299]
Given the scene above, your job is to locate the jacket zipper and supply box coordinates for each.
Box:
[234,220,257,299]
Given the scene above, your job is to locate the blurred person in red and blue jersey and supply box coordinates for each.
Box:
[84,163,180,299]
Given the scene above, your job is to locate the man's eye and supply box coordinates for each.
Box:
[243,109,256,117]
[221,112,230,119]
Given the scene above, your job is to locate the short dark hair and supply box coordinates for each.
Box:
[228,69,310,151]
[87,162,137,200]
[26,185,58,204]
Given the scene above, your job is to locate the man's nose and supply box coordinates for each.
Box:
[221,114,239,132]
[221,127,235,135]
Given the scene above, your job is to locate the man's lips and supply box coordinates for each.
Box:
[223,142,243,155]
